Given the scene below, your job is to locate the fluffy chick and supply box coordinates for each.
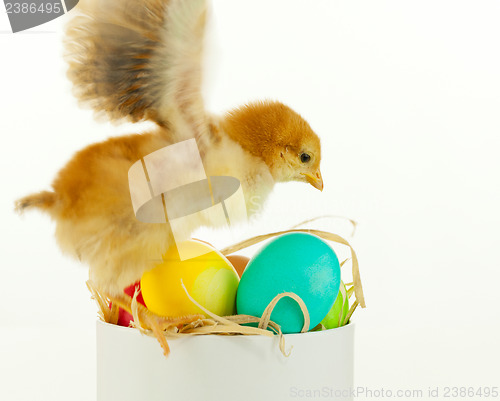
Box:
[16,101,322,295]
[15,0,324,354]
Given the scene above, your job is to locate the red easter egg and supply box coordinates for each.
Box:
[117,308,134,327]
[111,281,146,327]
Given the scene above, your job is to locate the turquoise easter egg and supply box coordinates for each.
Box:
[236,233,341,334]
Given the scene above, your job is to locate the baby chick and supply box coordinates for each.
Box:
[15,0,323,354]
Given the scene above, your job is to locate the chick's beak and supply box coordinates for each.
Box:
[303,170,323,191]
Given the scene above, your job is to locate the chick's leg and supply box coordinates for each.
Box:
[106,291,203,356]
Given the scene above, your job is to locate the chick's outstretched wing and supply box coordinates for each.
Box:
[65,0,210,147]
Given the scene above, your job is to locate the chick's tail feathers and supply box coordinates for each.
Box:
[15,191,57,215]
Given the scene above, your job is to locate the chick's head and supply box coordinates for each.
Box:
[223,101,323,191]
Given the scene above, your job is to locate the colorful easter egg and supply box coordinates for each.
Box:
[141,240,239,317]
[236,233,340,333]
[111,281,146,327]
[320,281,349,329]
[226,255,250,278]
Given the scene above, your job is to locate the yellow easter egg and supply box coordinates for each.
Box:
[140,240,239,318]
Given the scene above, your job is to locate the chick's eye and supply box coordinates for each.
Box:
[300,153,311,163]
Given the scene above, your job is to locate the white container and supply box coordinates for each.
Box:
[96,320,355,401]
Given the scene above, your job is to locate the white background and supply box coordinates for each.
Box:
[1,0,499,400]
